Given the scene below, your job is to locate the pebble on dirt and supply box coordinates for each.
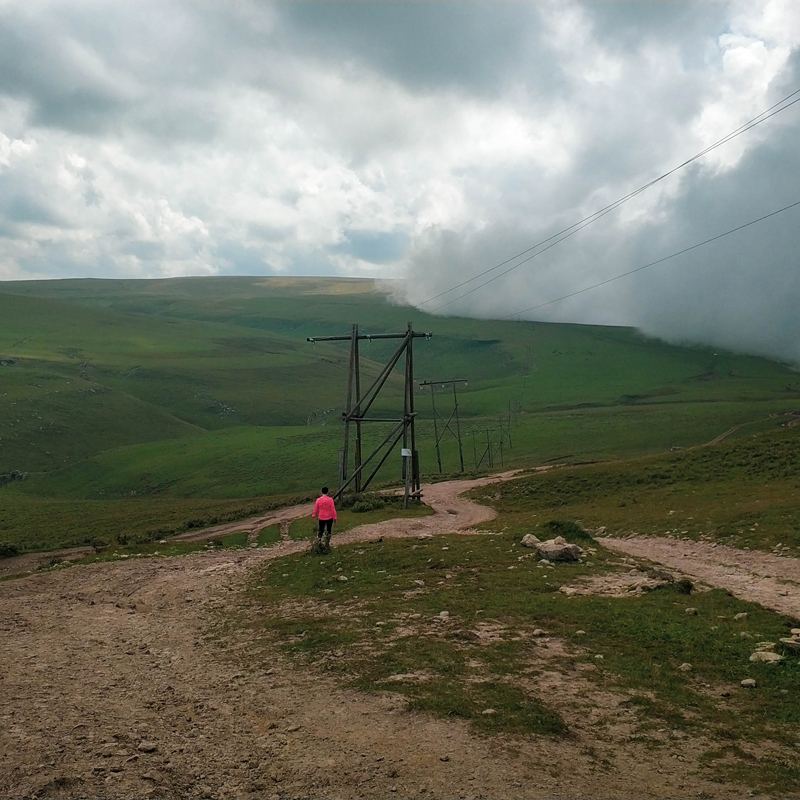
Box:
[684,607,699,616]
[733,612,748,621]
[741,679,757,688]
[137,741,158,753]
[678,663,692,672]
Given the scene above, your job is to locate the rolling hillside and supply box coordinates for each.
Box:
[2,276,799,551]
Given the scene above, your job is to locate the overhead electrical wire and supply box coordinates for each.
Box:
[501,198,800,319]
[420,86,800,314]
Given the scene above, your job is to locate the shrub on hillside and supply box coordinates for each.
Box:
[351,494,387,513]
[0,542,20,558]
[538,519,595,544]
[0,470,26,487]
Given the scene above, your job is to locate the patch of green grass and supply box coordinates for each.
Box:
[700,744,800,796]
[257,524,281,546]
[0,490,312,553]
[212,530,249,549]
[472,425,800,554]
[245,530,800,754]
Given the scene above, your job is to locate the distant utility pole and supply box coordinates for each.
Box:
[499,399,514,451]
[419,378,467,474]
[307,323,432,507]
[471,427,504,470]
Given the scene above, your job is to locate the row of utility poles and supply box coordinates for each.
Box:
[307,324,520,500]
[421,384,515,473]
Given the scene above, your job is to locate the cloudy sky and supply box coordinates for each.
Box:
[1,1,799,362]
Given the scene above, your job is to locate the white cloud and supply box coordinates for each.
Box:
[0,0,799,362]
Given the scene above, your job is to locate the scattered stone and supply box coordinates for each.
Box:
[791,629,800,636]
[481,708,497,716]
[559,586,578,596]
[755,641,776,651]
[408,613,421,620]
[521,534,541,548]
[684,608,699,616]
[595,654,604,661]
[741,679,757,688]
[575,630,586,636]
[534,536,583,563]
[779,638,800,652]
[646,568,674,582]
[733,612,748,621]
[137,741,157,753]
[749,651,783,663]
[412,580,425,587]
[439,755,450,762]
[286,725,301,733]
[678,663,692,672]
[438,611,450,619]
[532,629,546,637]
[334,575,348,582]
[739,632,753,639]
[538,559,550,566]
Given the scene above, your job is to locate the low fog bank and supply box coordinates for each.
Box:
[400,81,800,369]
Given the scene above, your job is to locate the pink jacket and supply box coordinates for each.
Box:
[312,495,337,521]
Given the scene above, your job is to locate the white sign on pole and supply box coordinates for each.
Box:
[401,448,412,457]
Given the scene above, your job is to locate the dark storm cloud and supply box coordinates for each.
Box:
[277,1,559,97]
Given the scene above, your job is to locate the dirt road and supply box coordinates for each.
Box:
[0,471,782,799]
[603,535,800,620]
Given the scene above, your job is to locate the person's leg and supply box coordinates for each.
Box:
[318,519,325,539]
[323,518,333,546]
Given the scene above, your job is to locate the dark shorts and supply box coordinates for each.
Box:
[317,518,333,537]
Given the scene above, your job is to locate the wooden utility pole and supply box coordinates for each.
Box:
[308,323,431,505]
[419,379,467,474]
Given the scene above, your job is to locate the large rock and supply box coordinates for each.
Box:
[520,534,541,548]
[749,651,783,663]
[535,536,583,562]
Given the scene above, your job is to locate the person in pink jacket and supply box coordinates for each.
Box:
[312,486,337,545]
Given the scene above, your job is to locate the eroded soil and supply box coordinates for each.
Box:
[1,472,794,799]
[602,536,800,619]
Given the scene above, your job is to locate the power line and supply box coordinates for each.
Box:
[501,198,800,319]
[421,87,800,313]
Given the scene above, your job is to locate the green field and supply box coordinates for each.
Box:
[471,423,800,556]
[2,276,798,552]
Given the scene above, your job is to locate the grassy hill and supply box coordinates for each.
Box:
[1,275,798,551]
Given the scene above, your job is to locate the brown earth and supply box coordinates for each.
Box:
[602,535,800,620]
[1,471,792,799]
